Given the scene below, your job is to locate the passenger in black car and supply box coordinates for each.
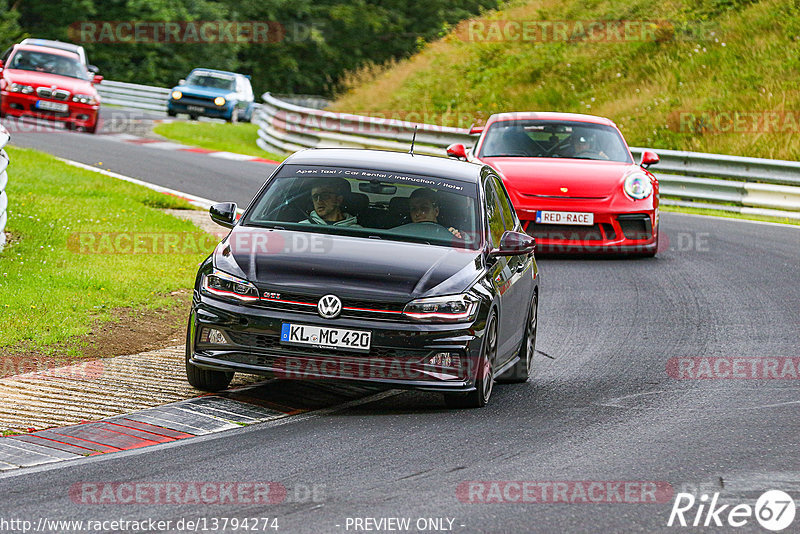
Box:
[301,177,361,227]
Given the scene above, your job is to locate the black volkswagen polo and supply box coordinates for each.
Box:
[186,149,539,408]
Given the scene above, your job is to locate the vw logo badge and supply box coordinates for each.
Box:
[317,294,342,319]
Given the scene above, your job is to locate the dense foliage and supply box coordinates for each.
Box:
[0,0,498,96]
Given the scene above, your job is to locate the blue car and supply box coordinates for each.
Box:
[167,68,255,122]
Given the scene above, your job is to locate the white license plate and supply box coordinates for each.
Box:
[36,100,68,112]
[535,211,594,226]
[281,323,371,352]
[187,105,205,112]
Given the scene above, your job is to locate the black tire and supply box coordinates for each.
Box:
[189,114,198,121]
[497,293,537,383]
[86,122,98,134]
[444,311,497,409]
[185,318,234,392]
[167,109,177,117]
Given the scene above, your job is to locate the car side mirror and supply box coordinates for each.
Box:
[489,231,535,257]
[88,65,99,74]
[178,78,186,85]
[640,150,659,168]
[92,74,103,84]
[446,143,468,160]
[210,202,238,228]
[0,59,4,70]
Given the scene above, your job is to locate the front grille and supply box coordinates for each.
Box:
[522,194,606,200]
[36,87,70,100]
[617,214,652,240]
[255,291,405,320]
[225,330,428,360]
[525,222,606,242]
[179,96,218,107]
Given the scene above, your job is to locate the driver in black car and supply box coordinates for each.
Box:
[408,187,462,238]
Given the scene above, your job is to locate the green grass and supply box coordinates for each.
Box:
[332,0,800,161]
[662,204,800,226]
[0,147,212,351]
[153,121,284,161]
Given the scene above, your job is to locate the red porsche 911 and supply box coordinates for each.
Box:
[447,112,660,256]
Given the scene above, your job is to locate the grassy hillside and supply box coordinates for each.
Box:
[332,0,800,160]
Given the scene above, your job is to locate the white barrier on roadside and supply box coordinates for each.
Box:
[0,123,9,249]
[97,80,171,112]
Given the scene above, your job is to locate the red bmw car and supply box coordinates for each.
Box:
[0,43,102,133]
[447,112,660,256]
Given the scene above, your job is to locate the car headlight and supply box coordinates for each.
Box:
[214,96,226,106]
[72,93,97,105]
[201,268,259,302]
[171,90,182,100]
[403,294,479,322]
[623,172,653,200]
[8,83,34,94]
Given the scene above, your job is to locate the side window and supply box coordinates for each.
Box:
[491,175,517,231]
[483,178,505,248]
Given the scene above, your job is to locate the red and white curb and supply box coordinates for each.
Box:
[102,132,281,165]
[0,381,390,472]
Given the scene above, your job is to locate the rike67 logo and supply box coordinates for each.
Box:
[668,490,795,531]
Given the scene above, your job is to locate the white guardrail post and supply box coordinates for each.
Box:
[96,80,170,112]
[254,93,800,220]
[0,123,9,249]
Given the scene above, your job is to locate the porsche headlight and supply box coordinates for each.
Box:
[171,90,182,100]
[8,83,34,94]
[201,268,259,302]
[214,96,226,106]
[623,172,653,200]
[403,294,479,322]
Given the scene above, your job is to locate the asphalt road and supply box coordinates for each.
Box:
[1,111,799,533]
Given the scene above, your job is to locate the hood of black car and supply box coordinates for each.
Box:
[216,227,483,302]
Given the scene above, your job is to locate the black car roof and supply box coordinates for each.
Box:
[284,148,485,183]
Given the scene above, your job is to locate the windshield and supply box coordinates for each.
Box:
[7,50,89,80]
[243,164,482,250]
[185,71,235,90]
[479,120,633,163]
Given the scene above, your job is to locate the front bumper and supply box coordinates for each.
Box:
[168,98,232,119]
[0,91,98,128]
[516,196,658,254]
[188,294,484,392]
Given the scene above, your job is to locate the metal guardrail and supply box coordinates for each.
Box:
[0,123,9,249]
[96,80,170,112]
[254,93,800,220]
